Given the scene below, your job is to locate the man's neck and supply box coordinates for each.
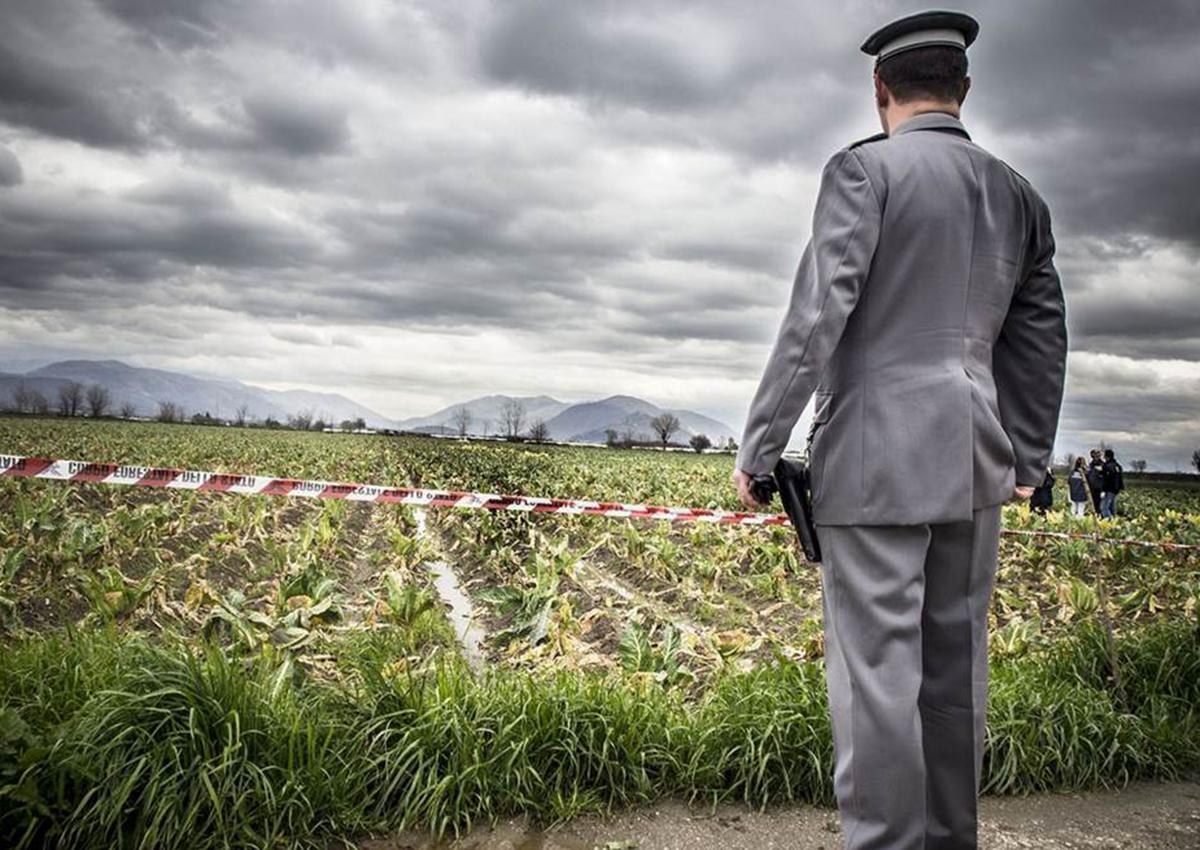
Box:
[884,100,960,135]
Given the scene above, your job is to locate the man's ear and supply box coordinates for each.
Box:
[958,75,971,105]
[874,72,889,109]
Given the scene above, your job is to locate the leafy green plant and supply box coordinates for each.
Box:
[619,621,695,687]
[0,547,25,630]
[78,566,153,620]
[477,538,574,647]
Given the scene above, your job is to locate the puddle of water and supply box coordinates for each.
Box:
[428,558,488,672]
[415,510,488,673]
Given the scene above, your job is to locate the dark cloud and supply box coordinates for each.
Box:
[965,0,1200,250]
[0,146,22,186]
[242,92,352,157]
[479,1,738,111]
[0,178,320,300]
[0,40,159,150]
[94,0,232,51]
[477,0,870,164]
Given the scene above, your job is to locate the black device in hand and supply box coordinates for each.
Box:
[749,458,822,563]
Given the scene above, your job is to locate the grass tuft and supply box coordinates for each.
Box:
[1,623,1198,848]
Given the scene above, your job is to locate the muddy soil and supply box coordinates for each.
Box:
[361,780,1200,849]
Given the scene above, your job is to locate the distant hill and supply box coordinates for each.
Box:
[397,394,569,433]
[0,360,737,445]
[401,392,735,444]
[0,360,399,427]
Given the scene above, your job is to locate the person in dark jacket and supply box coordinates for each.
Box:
[1068,457,1088,517]
[1030,467,1055,515]
[1086,449,1105,513]
[1100,449,1124,518]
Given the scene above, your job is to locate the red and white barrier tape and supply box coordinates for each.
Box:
[3,454,1198,551]
[0,454,786,525]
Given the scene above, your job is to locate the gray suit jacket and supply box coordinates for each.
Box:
[737,113,1067,526]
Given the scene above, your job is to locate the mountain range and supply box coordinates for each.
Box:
[0,359,736,445]
[400,393,734,444]
[0,360,400,428]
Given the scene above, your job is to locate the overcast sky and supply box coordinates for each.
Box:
[2,0,1198,469]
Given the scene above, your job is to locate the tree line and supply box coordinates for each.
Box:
[5,380,130,419]
[3,383,743,454]
[2,380,370,434]
[447,401,735,453]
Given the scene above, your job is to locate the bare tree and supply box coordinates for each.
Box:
[30,389,51,415]
[119,401,137,419]
[648,412,681,450]
[1130,459,1147,473]
[13,381,35,413]
[452,406,473,437]
[1193,449,1200,474]
[85,384,111,417]
[156,400,182,423]
[234,404,249,427]
[500,399,526,440]
[689,433,712,453]
[56,381,84,417]
[287,410,314,431]
[528,419,549,442]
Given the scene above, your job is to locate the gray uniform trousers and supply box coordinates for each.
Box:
[820,505,1001,850]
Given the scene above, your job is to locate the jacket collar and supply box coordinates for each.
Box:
[891,111,970,140]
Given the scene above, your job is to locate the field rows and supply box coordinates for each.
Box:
[2,418,1198,686]
[2,417,1199,847]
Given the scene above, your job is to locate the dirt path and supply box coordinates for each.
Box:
[365,780,1200,849]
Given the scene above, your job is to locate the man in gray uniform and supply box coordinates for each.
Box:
[732,11,1067,850]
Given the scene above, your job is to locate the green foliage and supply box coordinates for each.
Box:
[78,566,153,621]
[619,622,695,688]
[477,537,574,646]
[2,416,1200,845]
[0,625,1195,847]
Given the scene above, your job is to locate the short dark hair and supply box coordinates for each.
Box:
[1104,449,1115,460]
[877,45,968,104]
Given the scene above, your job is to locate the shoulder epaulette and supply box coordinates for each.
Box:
[848,132,888,150]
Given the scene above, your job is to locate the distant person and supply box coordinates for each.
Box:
[1100,449,1124,518]
[1068,457,1089,517]
[1086,449,1105,513]
[1030,467,1055,515]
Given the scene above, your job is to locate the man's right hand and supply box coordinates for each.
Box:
[732,468,767,510]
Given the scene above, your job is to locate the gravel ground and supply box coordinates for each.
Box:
[366,780,1200,850]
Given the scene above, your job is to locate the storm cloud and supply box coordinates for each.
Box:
[1,0,1198,468]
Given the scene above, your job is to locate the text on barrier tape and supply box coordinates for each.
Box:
[2,454,1198,551]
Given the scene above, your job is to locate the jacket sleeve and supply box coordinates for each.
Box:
[993,193,1068,486]
[736,149,881,476]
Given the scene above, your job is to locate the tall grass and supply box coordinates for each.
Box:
[2,622,1198,849]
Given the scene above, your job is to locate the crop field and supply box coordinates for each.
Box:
[1,416,1199,849]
